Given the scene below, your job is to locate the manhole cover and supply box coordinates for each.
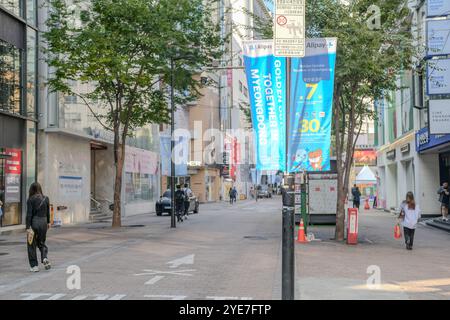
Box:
[243,236,268,240]
[0,241,24,246]
[0,253,9,256]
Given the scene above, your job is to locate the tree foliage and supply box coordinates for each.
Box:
[44,0,223,227]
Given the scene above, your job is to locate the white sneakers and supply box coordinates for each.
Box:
[43,258,51,270]
[30,266,39,272]
[30,259,51,272]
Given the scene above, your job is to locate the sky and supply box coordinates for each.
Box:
[264,0,274,13]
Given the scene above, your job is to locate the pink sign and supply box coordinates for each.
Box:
[125,146,158,175]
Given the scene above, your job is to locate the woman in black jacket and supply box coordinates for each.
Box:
[26,182,51,272]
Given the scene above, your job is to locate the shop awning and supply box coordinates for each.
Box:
[355,166,377,184]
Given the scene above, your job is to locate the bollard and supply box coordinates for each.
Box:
[282,206,295,300]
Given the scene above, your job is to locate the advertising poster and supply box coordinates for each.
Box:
[243,40,287,171]
[125,146,158,175]
[427,0,450,17]
[160,136,188,177]
[4,148,21,203]
[427,58,450,95]
[427,19,450,56]
[353,150,377,167]
[288,38,337,172]
[429,99,450,135]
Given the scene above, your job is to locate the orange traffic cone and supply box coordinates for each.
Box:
[364,198,370,210]
[297,219,308,243]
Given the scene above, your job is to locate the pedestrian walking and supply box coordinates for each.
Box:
[183,183,192,218]
[437,182,449,221]
[26,182,51,272]
[351,185,361,210]
[229,187,237,204]
[398,192,421,251]
[175,185,185,222]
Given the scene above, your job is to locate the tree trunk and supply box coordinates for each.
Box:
[112,117,125,228]
[334,85,346,241]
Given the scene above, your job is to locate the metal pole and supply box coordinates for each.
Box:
[170,58,176,228]
[281,57,294,300]
[282,205,295,300]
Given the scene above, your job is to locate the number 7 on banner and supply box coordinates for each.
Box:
[306,83,318,100]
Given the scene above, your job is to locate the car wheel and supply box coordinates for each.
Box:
[194,203,199,214]
[156,209,162,216]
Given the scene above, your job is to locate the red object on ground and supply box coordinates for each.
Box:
[364,198,370,210]
[347,208,358,245]
[297,219,308,243]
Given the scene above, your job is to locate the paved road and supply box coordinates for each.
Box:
[1,198,449,300]
[0,198,282,300]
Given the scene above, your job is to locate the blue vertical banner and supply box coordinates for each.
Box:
[288,38,337,172]
[160,135,188,177]
[243,40,287,171]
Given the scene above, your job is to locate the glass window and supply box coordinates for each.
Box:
[125,173,157,203]
[26,0,36,25]
[0,39,21,115]
[26,28,37,118]
[0,0,22,17]
[26,121,36,192]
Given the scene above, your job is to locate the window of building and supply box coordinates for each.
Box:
[239,80,243,92]
[26,0,36,25]
[0,39,21,115]
[26,27,37,118]
[0,0,21,17]
[243,86,248,98]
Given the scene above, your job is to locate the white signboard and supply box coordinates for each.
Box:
[429,99,450,135]
[427,19,450,56]
[427,58,450,95]
[59,176,83,198]
[427,0,450,17]
[274,0,305,57]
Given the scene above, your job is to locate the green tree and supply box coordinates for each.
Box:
[247,0,414,240]
[44,0,222,227]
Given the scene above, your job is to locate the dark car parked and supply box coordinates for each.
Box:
[155,190,199,216]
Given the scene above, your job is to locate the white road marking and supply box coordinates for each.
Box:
[206,296,254,300]
[20,293,52,300]
[72,295,88,300]
[135,269,196,277]
[108,294,126,300]
[0,239,140,295]
[144,294,186,300]
[145,275,165,285]
[47,293,66,300]
[167,254,195,268]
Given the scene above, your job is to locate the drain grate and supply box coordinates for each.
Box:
[124,224,145,228]
[0,252,9,256]
[243,236,268,240]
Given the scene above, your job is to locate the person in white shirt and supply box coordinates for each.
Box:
[399,192,421,250]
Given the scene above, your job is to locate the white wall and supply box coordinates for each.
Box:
[39,133,91,225]
[415,153,441,215]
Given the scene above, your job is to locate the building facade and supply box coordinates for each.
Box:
[1,0,38,231]
[376,0,450,216]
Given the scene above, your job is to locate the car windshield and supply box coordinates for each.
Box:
[162,190,171,198]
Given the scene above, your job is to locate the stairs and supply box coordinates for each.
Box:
[89,198,113,222]
[426,218,450,232]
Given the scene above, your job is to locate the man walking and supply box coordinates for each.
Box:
[175,185,185,222]
[183,183,192,218]
[351,184,361,210]
[438,182,449,221]
[229,187,237,204]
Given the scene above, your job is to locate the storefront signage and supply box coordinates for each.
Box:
[416,126,450,153]
[427,19,450,57]
[125,146,158,175]
[59,176,83,198]
[400,143,410,154]
[353,149,377,166]
[386,150,396,160]
[429,99,450,135]
[4,148,21,203]
[274,0,305,57]
[427,0,450,17]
